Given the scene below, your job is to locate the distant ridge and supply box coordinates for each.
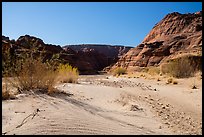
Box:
[2,35,132,74]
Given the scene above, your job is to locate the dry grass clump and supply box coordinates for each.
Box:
[2,82,10,100]
[2,90,16,100]
[3,47,60,96]
[160,55,202,78]
[57,63,79,83]
[3,59,79,98]
[166,77,173,84]
[166,77,178,85]
[2,88,10,100]
[2,82,17,100]
[112,67,127,76]
[147,67,160,76]
[140,73,146,77]
[130,67,160,80]
[126,72,138,78]
[2,47,80,98]
[10,58,58,94]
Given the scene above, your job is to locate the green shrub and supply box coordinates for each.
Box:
[57,63,79,83]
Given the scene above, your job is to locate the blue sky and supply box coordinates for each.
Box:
[2,2,202,47]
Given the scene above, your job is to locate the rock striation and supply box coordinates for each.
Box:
[63,44,132,73]
[112,11,202,71]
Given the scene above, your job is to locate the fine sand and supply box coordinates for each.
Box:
[2,75,202,135]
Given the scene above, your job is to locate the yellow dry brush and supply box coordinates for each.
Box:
[57,63,79,83]
[113,67,127,76]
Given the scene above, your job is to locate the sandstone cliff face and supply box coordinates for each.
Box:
[63,44,132,73]
[112,11,202,71]
[2,35,132,74]
[63,44,132,58]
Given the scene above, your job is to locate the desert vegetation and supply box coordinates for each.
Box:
[112,67,127,76]
[57,63,79,83]
[165,77,178,85]
[146,66,160,76]
[2,83,11,100]
[3,49,57,96]
[160,54,202,78]
[2,47,79,99]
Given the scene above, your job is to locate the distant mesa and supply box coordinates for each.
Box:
[63,44,132,59]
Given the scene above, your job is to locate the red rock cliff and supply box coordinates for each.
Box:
[112,11,202,71]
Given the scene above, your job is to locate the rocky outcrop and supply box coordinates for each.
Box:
[15,35,63,53]
[2,35,10,41]
[63,44,132,73]
[112,11,202,71]
[63,44,132,58]
[2,35,132,74]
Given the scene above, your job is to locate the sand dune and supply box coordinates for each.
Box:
[2,75,202,135]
